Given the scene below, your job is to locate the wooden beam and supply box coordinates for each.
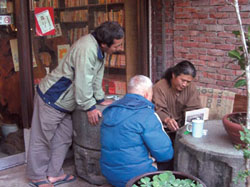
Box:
[15,0,34,128]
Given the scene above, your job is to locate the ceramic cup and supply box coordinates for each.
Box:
[186,119,204,138]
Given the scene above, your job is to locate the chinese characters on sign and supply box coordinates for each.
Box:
[35,7,55,36]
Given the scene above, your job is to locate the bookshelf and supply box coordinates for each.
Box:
[31,0,142,95]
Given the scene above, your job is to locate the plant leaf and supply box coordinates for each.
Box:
[228,50,241,60]
[232,30,240,37]
[248,26,250,40]
[234,79,246,88]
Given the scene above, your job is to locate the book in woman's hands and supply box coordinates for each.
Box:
[185,108,209,125]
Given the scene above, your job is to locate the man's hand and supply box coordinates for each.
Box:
[100,99,113,106]
[164,117,179,131]
[87,109,102,125]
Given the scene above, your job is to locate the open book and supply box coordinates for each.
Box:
[184,108,209,125]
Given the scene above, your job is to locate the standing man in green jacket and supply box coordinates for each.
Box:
[27,21,124,187]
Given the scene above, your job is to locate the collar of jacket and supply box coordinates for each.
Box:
[91,32,105,61]
[97,46,104,61]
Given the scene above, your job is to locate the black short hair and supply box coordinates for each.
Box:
[93,21,124,47]
[163,60,196,86]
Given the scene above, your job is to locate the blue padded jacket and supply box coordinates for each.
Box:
[100,93,174,187]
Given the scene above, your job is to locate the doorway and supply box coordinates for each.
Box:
[0,0,25,170]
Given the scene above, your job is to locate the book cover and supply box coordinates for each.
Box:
[184,108,209,125]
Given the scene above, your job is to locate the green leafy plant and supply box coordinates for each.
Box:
[226,1,250,186]
[131,171,202,187]
[228,26,250,88]
[233,126,250,184]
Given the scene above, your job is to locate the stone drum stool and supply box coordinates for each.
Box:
[72,105,107,185]
[174,120,245,187]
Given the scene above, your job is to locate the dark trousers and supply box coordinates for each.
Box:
[157,130,176,171]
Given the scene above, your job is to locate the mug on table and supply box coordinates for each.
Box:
[186,119,204,138]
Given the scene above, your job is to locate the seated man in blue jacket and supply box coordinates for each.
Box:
[100,75,174,187]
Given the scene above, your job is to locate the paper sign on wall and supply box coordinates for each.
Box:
[57,44,70,63]
[0,15,11,25]
[35,7,55,36]
[10,39,37,72]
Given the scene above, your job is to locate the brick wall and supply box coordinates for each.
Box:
[151,0,250,94]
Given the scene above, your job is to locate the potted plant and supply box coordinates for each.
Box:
[126,171,206,187]
[222,0,250,186]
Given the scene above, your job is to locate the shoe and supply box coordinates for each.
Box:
[52,174,77,186]
[29,180,52,187]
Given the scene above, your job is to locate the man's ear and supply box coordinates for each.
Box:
[172,72,175,79]
[144,91,149,100]
[100,43,107,48]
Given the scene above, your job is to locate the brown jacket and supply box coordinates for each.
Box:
[153,79,201,127]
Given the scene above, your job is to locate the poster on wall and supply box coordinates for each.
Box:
[47,23,62,39]
[10,39,37,72]
[57,44,70,63]
[35,7,55,36]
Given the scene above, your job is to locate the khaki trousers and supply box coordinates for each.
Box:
[26,92,73,180]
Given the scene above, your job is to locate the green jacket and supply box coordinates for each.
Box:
[37,34,105,112]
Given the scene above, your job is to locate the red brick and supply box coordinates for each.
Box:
[183,53,199,59]
[175,47,189,53]
[200,19,217,25]
[182,42,199,48]
[189,25,207,31]
[199,55,216,61]
[224,25,242,31]
[225,75,235,81]
[192,60,207,66]
[210,0,225,6]
[204,32,217,37]
[238,0,249,4]
[184,8,198,13]
[190,36,206,42]
[192,13,208,19]
[217,68,235,75]
[175,19,192,24]
[207,25,224,32]
[191,0,209,6]
[175,1,191,7]
[210,13,229,19]
[226,63,242,70]
[235,70,245,76]
[242,18,250,24]
[218,32,235,38]
[189,31,200,36]
[215,44,235,51]
[216,80,234,87]
[209,37,226,44]
[218,19,238,25]
[198,66,217,73]
[198,43,216,49]
[190,48,207,55]
[217,6,234,12]
[238,12,250,18]
[174,25,189,30]
[207,49,226,56]
[175,13,192,19]
[198,77,217,84]
[207,61,224,68]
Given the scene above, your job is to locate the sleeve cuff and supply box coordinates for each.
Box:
[86,105,96,111]
[96,98,104,104]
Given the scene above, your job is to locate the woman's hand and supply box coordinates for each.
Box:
[164,117,179,131]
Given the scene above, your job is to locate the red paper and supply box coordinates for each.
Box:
[35,7,55,36]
